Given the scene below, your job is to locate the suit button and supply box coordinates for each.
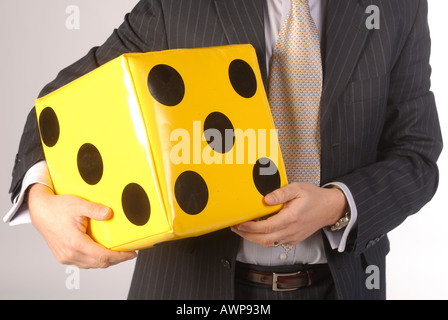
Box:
[221,258,231,269]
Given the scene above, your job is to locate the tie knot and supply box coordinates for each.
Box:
[291,0,311,10]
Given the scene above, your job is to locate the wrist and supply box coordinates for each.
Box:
[325,186,349,227]
[28,183,55,219]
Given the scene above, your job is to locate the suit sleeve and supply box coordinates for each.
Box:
[9,0,167,201]
[338,0,443,254]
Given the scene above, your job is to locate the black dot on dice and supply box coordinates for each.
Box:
[39,107,60,147]
[204,112,235,153]
[148,64,185,106]
[229,59,257,98]
[252,158,281,196]
[77,143,103,185]
[122,183,151,226]
[175,171,209,215]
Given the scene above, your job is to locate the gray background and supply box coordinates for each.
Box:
[1,0,447,300]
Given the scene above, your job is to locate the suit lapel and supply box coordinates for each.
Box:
[213,0,267,83]
[321,0,370,129]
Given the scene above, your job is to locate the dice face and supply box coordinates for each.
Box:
[130,45,288,237]
[36,57,173,250]
[36,45,287,250]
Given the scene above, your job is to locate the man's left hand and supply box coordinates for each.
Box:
[231,182,348,248]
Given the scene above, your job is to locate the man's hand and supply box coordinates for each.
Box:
[231,182,348,248]
[28,184,137,269]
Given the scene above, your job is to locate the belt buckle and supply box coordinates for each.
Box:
[272,271,304,292]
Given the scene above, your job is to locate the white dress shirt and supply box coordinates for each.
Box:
[4,0,357,266]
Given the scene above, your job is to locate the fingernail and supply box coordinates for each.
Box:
[231,226,245,233]
[236,224,249,232]
[101,207,111,218]
[264,193,277,204]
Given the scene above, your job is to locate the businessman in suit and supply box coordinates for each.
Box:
[6,0,442,300]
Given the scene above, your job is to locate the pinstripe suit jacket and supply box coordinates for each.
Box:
[10,0,442,299]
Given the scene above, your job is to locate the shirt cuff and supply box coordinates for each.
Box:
[322,181,358,253]
[3,161,53,226]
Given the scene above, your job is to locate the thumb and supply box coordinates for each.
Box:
[81,200,113,221]
[264,183,300,206]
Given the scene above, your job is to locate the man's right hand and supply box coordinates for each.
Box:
[28,183,137,269]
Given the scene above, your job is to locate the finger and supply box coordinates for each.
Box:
[231,226,286,248]
[233,209,291,235]
[68,196,112,221]
[84,202,112,221]
[74,234,137,269]
[264,183,301,206]
[234,219,275,234]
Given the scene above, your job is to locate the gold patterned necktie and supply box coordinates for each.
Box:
[268,0,323,187]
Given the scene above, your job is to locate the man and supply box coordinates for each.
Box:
[5,0,442,300]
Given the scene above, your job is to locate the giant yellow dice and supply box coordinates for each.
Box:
[35,44,288,251]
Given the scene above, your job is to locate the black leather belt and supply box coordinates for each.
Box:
[236,263,331,292]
